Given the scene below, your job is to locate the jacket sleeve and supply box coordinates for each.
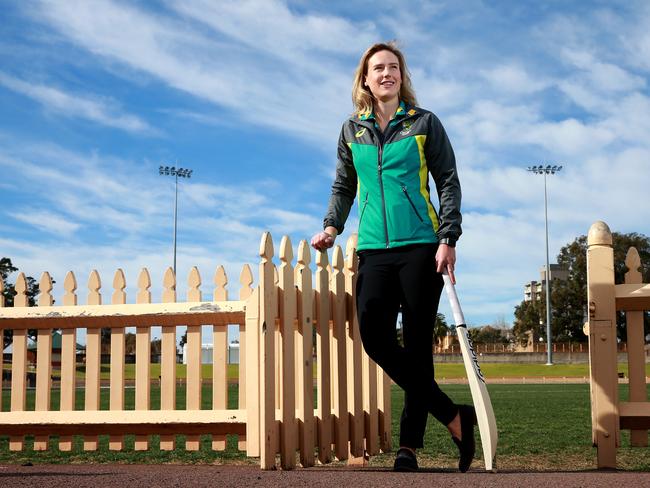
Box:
[323,126,357,234]
[424,113,462,245]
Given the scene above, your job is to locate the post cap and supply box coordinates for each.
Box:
[587,221,612,246]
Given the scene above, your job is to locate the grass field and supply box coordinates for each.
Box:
[435,362,650,380]
[6,362,648,381]
[1,381,649,471]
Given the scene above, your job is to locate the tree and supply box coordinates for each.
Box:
[151,338,162,357]
[1,257,40,349]
[1,257,40,308]
[513,231,650,343]
[124,332,137,355]
[469,325,510,344]
[513,297,543,345]
[555,231,650,340]
[433,313,450,343]
[397,312,449,347]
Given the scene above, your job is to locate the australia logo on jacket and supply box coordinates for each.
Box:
[400,120,413,135]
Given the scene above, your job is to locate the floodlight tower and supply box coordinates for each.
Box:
[159,165,193,276]
[526,164,562,366]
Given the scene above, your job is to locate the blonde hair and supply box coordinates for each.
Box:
[352,41,418,116]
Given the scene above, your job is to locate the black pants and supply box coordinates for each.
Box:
[356,243,458,449]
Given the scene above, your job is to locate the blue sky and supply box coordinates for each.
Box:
[1,0,649,333]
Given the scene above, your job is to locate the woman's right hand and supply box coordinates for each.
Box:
[310,230,336,251]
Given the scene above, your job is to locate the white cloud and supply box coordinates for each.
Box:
[480,64,551,95]
[0,72,156,134]
[265,208,322,237]
[27,0,377,142]
[522,118,615,156]
[12,210,81,235]
[0,136,334,292]
[447,94,637,161]
[4,0,650,329]
[169,0,377,59]
[414,72,469,112]
[560,49,646,92]
[0,145,165,237]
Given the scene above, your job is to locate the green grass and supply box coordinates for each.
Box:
[0,383,245,464]
[368,383,650,472]
[1,382,649,470]
[95,363,241,381]
[435,362,650,379]
[3,363,240,381]
[6,362,650,381]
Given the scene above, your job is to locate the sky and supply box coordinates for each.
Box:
[1,0,649,337]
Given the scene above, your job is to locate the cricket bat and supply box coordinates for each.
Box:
[442,273,498,472]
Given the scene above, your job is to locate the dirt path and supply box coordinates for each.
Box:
[2,464,650,488]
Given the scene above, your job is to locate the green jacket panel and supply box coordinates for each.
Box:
[324,103,461,251]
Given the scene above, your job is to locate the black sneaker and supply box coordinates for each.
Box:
[393,447,419,472]
[451,404,477,472]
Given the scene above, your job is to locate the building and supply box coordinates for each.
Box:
[524,280,543,302]
[3,330,84,367]
[182,341,240,365]
[540,263,569,283]
[524,264,568,301]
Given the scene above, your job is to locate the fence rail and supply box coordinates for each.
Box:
[0,232,391,469]
[436,342,597,354]
[586,220,650,469]
[436,342,641,355]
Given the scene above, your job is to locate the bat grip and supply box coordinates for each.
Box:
[442,271,466,327]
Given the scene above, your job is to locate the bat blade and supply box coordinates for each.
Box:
[442,274,498,472]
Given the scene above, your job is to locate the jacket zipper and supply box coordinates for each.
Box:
[377,131,390,248]
[359,192,369,225]
[401,186,424,222]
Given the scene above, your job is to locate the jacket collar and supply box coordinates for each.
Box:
[358,100,409,121]
[355,102,419,129]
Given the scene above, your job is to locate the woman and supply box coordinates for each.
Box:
[310,42,475,472]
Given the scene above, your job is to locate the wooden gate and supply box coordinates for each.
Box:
[0,232,392,469]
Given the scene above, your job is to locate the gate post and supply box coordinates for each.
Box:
[586,221,619,468]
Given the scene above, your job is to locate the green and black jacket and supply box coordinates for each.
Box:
[324,102,462,251]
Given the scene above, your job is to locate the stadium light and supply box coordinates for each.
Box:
[526,164,563,365]
[159,165,193,276]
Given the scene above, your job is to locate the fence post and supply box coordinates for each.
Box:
[331,245,349,460]
[34,272,54,451]
[83,270,102,451]
[378,362,392,453]
[278,236,297,469]
[134,268,152,451]
[0,278,4,415]
[259,232,278,469]
[160,267,177,451]
[245,283,261,458]
[624,247,648,447]
[345,236,364,460]
[186,267,203,451]
[109,269,127,451]
[59,271,77,451]
[314,249,332,464]
[586,221,619,468]
[238,264,254,452]
[296,240,315,467]
[9,273,28,451]
[213,265,229,451]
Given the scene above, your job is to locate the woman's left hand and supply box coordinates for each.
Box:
[436,244,456,284]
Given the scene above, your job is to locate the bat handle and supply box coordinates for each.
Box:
[442,271,466,327]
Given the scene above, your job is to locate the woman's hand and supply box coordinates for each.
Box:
[435,244,456,284]
[310,228,337,251]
